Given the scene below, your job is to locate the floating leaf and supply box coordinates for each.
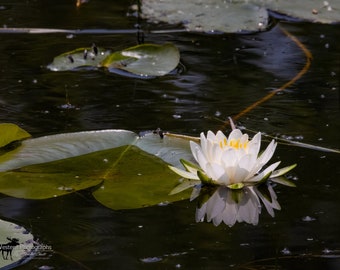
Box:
[0,129,138,172]
[0,123,31,148]
[0,145,190,208]
[141,0,269,33]
[47,46,111,71]
[260,0,340,24]
[141,0,340,33]
[0,129,194,209]
[101,43,180,77]
[0,219,36,269]
[92,145,191,209]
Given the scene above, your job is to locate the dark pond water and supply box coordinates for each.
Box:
[0,0,339,269]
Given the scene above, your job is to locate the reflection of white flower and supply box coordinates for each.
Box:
[170,129,282,189]
[196,185,280,227]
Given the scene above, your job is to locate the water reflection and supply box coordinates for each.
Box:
[194,183,280,227]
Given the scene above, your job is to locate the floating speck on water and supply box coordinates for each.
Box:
[320,94,325,99]
[58,103,78,110]
[302,216,316,222]
[66,34,74,39]
[175,264,181,268]
[32,79,38,84]
[38,266,54,270]
[264,117,268,121]
[140,257,162,263]
[281,247,291,255]
[215,110,221,117]
[158,201,169,206]
[173,114,182,119]
[325,43,330,49]
[320,34,325,39]
[294,135,304,140]
[322,248,332,254]
[137,173,142,176]
[138,225,143,228]
[307,237,314,241]
[103,158,108,163]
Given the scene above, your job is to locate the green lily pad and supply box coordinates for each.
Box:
[0,219,36,269]
[0,123,31,148]
[0,129,138,172]
[101,43,180,77]
[0,128,194,209]
[92,145,191,209]
[258,0,340,24]
[141,0,269,33]
[47,45,111,71]
[0,144,190,209]
[47,43,180,77]
[141,0,340,33]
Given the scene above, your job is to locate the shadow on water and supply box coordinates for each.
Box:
[0,0,339,269]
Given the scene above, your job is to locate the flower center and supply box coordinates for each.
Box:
[219,138,248,150]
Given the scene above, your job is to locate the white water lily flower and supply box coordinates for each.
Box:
[170,129,284,189]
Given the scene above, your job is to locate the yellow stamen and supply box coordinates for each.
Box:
[218,138,248,150]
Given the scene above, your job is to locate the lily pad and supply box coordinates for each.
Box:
[92,145,191,210]
[0,145,190,209]
[101,43,180,77]
[47,43,180,77]
[258,0,340,24]
[47,45,111,71]
[141,0,269,33]
[0,123,31,148]
[0,129,138,172]
[141,0,340,33]
[0,219,36,269]
[0,128,194,209]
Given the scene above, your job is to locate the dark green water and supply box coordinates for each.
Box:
[0,0,339,269]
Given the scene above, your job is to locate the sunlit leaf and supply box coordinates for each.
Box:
[47,46,111,71]
[141,0,340,34]
[0,129,138,172]
[0,123,31,148]
[0,145,190,209]
[141,0,269,33]
[101,43,180,77]
[135,131,194,168]
[0,219,36,269]
[92,145,191,210]
[259,0,340,24]
[0,129,194,209]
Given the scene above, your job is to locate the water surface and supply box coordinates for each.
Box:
[0,1,339,269]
